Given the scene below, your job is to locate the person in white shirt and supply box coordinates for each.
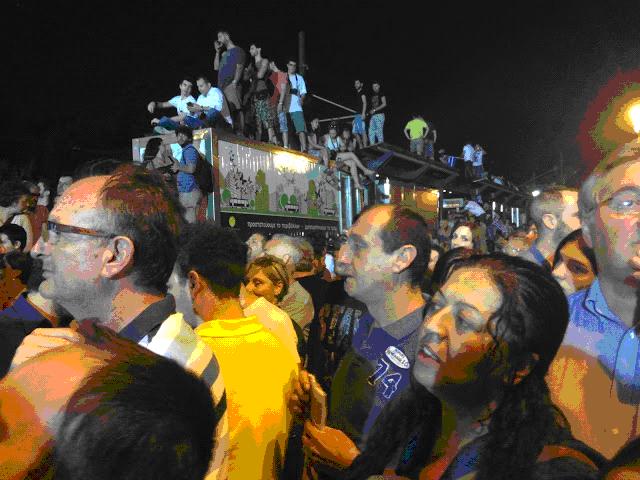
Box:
[280,60,308,152]
[184,75,232,129]
[473,144,487,179]
[462,143,475,179]
[148,77,196,133]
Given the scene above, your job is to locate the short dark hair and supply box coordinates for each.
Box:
[217,29,230,37]
[196,74,211,84]
[528,185,577,231]
[0,180,31,208]
[0,223,27,251]
[181,76,194,85]
[175,126,193,140]
[377,205,431,287]
[177,222,247,298]
[52,323,217,480]
[1,250,33,285]
[99,164,184,294]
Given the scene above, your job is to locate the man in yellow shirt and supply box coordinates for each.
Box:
[176,222,299,479]
[403,115,429,156]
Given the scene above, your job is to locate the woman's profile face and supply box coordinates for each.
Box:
[451,226,473,249]
[552,239,595,296]
[245,268,283,305]
[414,267,504,397]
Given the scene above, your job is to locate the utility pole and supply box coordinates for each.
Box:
[298,31,306,76]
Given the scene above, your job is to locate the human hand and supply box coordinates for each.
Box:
[187,104,199,114]
[214,41,222,52]
[302,421,359,468]
[11,327,85,371]
[147,101,156,113]
[288,369,312,416]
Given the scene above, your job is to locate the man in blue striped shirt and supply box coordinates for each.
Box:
[14,165,229,478]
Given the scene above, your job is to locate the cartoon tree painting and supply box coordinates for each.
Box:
[307,180,318,216]
[279,193,289,210]
[254,170,269,212]
[222,189,231,205]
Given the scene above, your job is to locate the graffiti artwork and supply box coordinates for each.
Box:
[218,141,339,220]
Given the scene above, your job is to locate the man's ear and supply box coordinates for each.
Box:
[102,236,135,278]
[391,245,418,274]
[541,213,557,230]
[188,270,206,297]
[13,241,22,251]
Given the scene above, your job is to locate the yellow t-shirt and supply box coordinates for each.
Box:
[196,316,299,480]
[404,118,428,139]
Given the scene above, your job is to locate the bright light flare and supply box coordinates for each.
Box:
[628,103,640,134]
[531,189,541,197]
[273,151,311,174]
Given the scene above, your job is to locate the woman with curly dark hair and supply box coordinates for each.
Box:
[340,254,603,479]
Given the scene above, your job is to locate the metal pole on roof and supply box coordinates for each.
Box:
[318,115,357,123]
[311,94,357,113]
[298,31,307,76]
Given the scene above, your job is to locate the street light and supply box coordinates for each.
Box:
[531,189,541,197]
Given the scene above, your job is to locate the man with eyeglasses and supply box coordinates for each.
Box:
[13,165,230,479]
[548,151,640,459]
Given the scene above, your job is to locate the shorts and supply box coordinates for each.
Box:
[410,138,424,153]
[289,111,307,133]
[255,98,275,128]
[223,83,243,111]
[352,114,365,135]
[308,148,322,160]
[278,111,288,133]
[425,139,434,157]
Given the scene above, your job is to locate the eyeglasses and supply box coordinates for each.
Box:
[597,189,640,217]
[42,221,115,245]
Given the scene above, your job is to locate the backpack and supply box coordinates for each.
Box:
[193,150,214,194]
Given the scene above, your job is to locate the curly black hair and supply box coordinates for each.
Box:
[343,254,598,480]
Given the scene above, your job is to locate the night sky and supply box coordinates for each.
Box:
[5,0,640,186]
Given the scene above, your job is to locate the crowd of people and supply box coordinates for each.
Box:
[0,139,638,479]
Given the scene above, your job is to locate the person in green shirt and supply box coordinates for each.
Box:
[404,115,429,156]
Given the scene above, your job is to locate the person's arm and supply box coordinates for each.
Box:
[213,41,222,71]
[299,75,307,105]
[257,58,268,79]
[433,129,437,143]
[361,94,367,119]
[187,103,208,114]
[232,50,245,86]
[422,125,429,139]
[278,77,288,112]
[404,127,411,140]
[370,95,387,115]
[147,101,174,113]
[175,148,197,174]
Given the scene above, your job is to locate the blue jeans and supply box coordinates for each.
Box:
[157,116,180,130]
[183,110,220,129]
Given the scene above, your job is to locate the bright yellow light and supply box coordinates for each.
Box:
[628,103,640,134]
[273,151,310,174]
